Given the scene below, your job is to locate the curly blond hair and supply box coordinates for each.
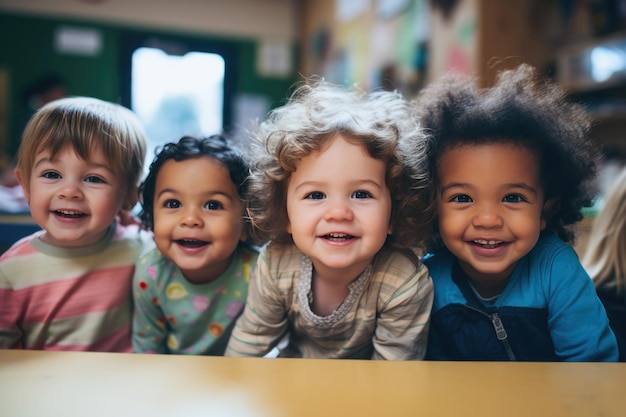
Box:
[246,80,431,249]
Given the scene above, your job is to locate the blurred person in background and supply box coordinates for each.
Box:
[583,165,626,361]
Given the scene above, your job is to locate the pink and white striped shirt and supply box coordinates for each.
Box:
[0,222,153,351]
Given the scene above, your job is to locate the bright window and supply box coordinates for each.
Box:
[131,47,225,170]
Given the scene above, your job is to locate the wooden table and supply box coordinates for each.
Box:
[0,350,624,417]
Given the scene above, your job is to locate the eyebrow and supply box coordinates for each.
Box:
[506,182,538,194]
[293,179,384,193]
[33,156,52,170]
[440,181,538,194]
[156,188,236,201]
[32,156,114,174]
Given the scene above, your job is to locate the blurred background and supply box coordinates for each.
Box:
[1,0,626,254]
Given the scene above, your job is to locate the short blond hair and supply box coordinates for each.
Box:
[16,96,147,204]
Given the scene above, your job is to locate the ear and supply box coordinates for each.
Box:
[540,197,560,231]
[14,168,30,204]
[120,188,139,212]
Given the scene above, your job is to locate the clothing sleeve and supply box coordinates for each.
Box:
[546,247,619,361]
[225,250,288,357]
[131,258,168,354]
[0,267,23,349]
[372,259,434,360]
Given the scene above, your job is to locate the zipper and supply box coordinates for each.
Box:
[464,305,517,360]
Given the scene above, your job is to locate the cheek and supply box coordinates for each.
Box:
[437,211,463,238]
[152,213,171,237]
[95,188,125,210]
[152,221,172,253]
[285,201,296,234]
[437,207,452,228]
[226,217,245,238]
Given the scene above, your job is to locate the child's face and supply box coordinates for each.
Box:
[286,134,392,280]
[437,143,548,297]
[19,146,126,247]
[152,157,245,283]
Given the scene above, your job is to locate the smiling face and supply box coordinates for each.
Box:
[18,146,126,247]
[286,134,392,281]
[437,142,548,297]
[152,157,245,283]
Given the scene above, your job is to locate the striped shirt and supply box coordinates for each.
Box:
[225,242,433,360]
[0,222,154,351]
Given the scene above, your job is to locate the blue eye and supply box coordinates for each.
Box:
[42,171,61,179]
[84,176,105,184]
[164,199,181,209]
[305,191,325,200]
[205,201,223,210]
[451,194,472,203]
[352,190,372,199]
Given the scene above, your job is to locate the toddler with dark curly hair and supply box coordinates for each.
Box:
[411,64,619,361]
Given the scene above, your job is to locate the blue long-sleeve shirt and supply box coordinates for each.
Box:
[425,235,619,361]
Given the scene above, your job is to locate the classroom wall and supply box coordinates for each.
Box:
[299,0,430,95]
[0,4,300,157]
[0,0,298,40]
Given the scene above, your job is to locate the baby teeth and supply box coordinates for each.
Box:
[474,239,501,245]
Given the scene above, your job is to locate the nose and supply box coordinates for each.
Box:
[180,206,204,228]
[324,197,354,222]
[472,202,503,228]
[57,180,84,200]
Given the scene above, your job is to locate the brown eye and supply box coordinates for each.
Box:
[451,194,472,203]
[204,201,223,210]
[163,199,181,209]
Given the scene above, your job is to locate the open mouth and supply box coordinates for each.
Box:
[473,239,504,249]
[175,239,209,248]
[323,233,355,242]
[54,210,86,218]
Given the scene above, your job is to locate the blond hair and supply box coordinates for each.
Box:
[16,96,147,205]
[246,79,430,248]
[582,165,626,295]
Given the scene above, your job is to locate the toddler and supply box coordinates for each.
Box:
[412,64,619,361]
[225,81,434,360]
[583,165,626,360]
[132,135,258,355]
[0,96,152,351]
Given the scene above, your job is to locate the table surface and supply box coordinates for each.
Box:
[1,350,624,417]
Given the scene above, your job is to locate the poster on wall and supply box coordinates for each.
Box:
[428,0,476,80]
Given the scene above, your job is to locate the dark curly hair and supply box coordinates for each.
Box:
[412,64,601,252]
[138,135,252,240]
